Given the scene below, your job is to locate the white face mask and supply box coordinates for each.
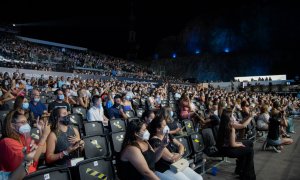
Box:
[18,123,31,134]
[213,110,218,116]
[163,126,170,134]
[139,130,150,141]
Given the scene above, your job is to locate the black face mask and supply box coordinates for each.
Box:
[60,116,70,125]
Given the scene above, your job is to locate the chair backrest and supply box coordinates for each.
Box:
[83,135,111,159]
[174,135,192,158]
[135,108,145,118]
[30,127,40,141]
[169,103,177,111]
[24,167,71,180]
[125,110,135,119]
[109,119,126,133]
[40,95,47,104]
[0,110,9,122]
[4,100,14,110]
[140,98,146,106]
[189,133,204,153]
[132,98,141,107]
[72,107,87,120]
[111,131,126,153]
[182,119,194,134]
[77,157,115,180]
[69,113,83,128]
[84,122,104,136]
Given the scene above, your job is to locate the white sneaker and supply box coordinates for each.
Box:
[272,146,281,153]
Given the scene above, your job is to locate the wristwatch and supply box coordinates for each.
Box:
[63,150,69,156]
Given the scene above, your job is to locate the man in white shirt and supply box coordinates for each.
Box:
[87,95,109,126]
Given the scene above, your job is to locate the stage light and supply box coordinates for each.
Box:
[172,53,176,58]
[195,49,200,54]
[224,48,230,53]
[12,24,16,27]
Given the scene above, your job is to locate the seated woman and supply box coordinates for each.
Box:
[265,101,293,152]
[117,120,171,180]
[46,107,84,166]
[217,108,256,180]
[0,110,50,175]
[148,117,203,180]
[158,107,182,135]
[257,104,270,131]
[13,96,35,127]
[76,89,89,109]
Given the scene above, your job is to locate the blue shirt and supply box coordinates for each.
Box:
[29,101,47,119]
[108,105,123,119]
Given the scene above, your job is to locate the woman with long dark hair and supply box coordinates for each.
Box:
[217,108,256,180]
[46,107,84,166]
[148,116,203,180]
[117,120,171,180]
[0,110,50,175]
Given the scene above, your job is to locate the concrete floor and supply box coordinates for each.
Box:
[202,118,300,180]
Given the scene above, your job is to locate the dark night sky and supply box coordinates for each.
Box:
[0,0,300,60]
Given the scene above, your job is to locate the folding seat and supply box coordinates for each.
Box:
[182,119,195,135]
[174,135,192,158]
[109,119,126,133]
[69,113,84,129]
[30,127,40,141]
[24,167,71,180]
[0,110,9,122]
[169,103,178,111]
[83,135,111,159]
[132,98,141,108]
[83,121,104,136]
[140,98,146,107]
[189,132,206,173]
[161,100,168,107]
[72,106,87,120]
[111,131,126,153]
[124,110,135,119]
[135,108,145,118]
[77,157,115,180]
[4,100,14,110]
[40,95,47,104]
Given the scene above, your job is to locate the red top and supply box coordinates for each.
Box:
[0,136,38,173]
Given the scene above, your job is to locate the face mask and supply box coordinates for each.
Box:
[60,116,70,125]
[34,98,40,102]
[5,81,9,85]
[170,111,174,117]
[22,102,29,110]
[163,126,170,134]
[125,95,131,100]
[98,104,102,109]
[58,94,64,100]
[95,92,100,95]
[27,82,31,85]
[139,130,150,141]
[16,84,20,88]
[0,91,2,97]
[67,93,71,97]
[213,110,218,116]
[18,123,31,134]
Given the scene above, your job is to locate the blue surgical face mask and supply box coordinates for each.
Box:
[18,123,31,134]
[34,98,40,103]
[22,102,29,110]
[170,111,174,117]
[58,94,64,100]
[98,104,102,109]
[125,95,131,100]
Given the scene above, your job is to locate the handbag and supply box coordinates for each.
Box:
[169,158,189,173]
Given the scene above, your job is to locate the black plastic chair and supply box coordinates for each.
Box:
[111,131,126,153]
[182,119,195,134]
[83,135,111,159]
[77,157,115,180]
[109,119,126,133]
[83,122,104,136]
[174,135,192,158]
[24,167,71,180]
[72,107,87,120]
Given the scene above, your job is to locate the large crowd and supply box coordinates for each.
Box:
[0,69,298,179]
[0,33,185,83]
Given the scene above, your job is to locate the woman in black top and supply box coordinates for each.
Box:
[148,117,203,180]
[266,101,293,152]
[117,120,170,180]
[46,107,84,166]
[217,108,256,180]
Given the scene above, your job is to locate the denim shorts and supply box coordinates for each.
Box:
[267,138,281,146]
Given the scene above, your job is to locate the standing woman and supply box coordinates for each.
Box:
[217,108,256,180]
